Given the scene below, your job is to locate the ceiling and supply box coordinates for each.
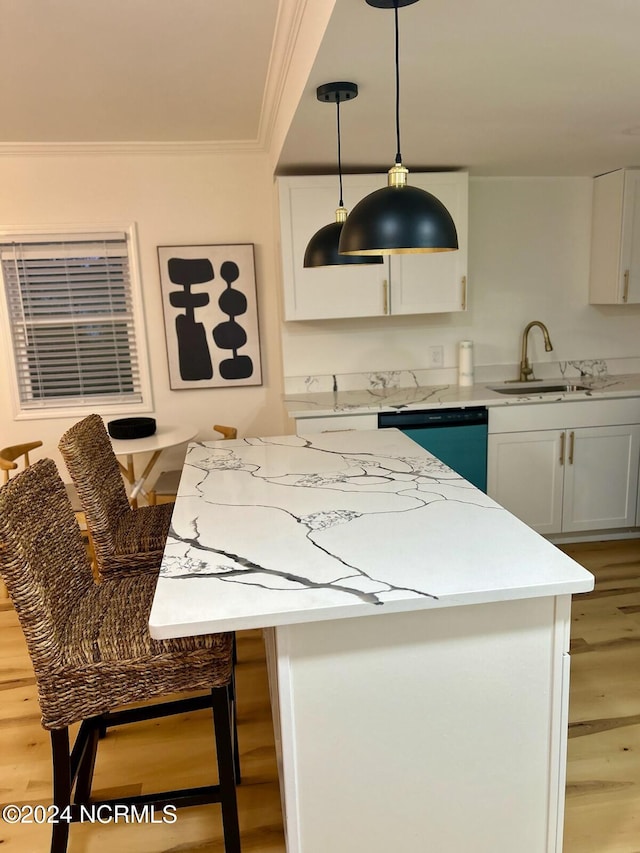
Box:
[0,0,279,144]
[280,0,640,177]
[2,0,640,177]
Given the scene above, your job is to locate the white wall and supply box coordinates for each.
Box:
[281,177,640,378]
[0,151,288,479]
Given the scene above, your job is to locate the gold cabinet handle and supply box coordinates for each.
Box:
[383,279,389,315]
[568,430,575,465]
[559,431,565,466]
[623,269,630,303]
[461,275,467,310]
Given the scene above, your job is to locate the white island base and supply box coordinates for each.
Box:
[265,595,571,853]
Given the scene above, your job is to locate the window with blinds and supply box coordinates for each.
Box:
[0,231,144,411]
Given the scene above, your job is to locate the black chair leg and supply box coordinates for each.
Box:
[228,678,241,784]
[233,709,241,785]
[74,721,100,805]
[212,687,241,853]
[228,634,241,782]
[50,728,71,853]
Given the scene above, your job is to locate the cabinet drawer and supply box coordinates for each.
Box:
[489,398,640,433]
[294,413,378,434]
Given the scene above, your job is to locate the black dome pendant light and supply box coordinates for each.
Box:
[338,0,459,256]
[303,82,383,267]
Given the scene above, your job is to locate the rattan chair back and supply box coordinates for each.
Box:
[58,413,129,548]
[0,460,98,716]
[59,414,173,579]
[0,439,92,593]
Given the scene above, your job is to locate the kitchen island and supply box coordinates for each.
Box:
[149,429,594,853]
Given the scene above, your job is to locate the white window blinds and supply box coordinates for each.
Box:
[0,232,143,410]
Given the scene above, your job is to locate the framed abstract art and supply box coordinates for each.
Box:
[157,243,262,389]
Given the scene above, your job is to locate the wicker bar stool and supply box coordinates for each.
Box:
[59,414,174,579]
[0,459,241,853]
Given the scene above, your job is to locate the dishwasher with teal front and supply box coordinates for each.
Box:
[377,406,489,491]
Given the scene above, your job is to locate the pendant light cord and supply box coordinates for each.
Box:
[394,2,402,165]
[336,99,344,207]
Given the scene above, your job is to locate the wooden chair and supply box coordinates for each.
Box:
[58,415,174,580]
[148,424,238,505]
[1,440,42,484]
[0,458,241,853]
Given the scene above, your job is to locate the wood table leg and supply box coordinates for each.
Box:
[115,450,164,507]
[116,455,137,507]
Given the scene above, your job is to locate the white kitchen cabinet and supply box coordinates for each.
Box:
[388,171,469,315]
[488,403,640,535]
[294,413,378,434]
[589,168,640,304]
[277,172,468,321]
[487,430,565,535]
[562,426,640,531]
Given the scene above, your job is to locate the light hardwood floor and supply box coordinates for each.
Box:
[0,539,638,852]
[561,539,640,853]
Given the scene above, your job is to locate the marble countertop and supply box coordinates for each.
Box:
[149,429,593,638]
[284,373,640,419]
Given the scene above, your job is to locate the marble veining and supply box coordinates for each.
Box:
[559,358,609,378]
[283,357,640,396]
[160,435,483,605]
[149,430,593,638]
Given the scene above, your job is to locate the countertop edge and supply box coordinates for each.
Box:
[149,574,594,638]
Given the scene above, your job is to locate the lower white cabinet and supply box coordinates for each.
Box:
[488,424,640,535]
[488,429,564,535]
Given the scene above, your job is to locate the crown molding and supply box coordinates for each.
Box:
[0,139,267,157]
[257,0,309,150]
[259,0,336,167]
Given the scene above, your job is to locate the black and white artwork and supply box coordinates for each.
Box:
[157,243,262,389]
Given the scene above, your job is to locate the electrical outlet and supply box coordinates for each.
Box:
[428,345,444,368]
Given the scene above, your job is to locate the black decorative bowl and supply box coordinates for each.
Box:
[107,417,156,440]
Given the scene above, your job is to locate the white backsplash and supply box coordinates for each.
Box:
[283,357,640,395]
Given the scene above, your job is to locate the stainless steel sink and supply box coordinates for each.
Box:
[489,381,590,395]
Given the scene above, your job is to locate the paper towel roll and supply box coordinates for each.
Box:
[458,340,474,386]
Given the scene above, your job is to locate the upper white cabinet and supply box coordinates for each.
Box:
[389,172,469,316]
[277,172,468,321]
[589,168,640,304]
